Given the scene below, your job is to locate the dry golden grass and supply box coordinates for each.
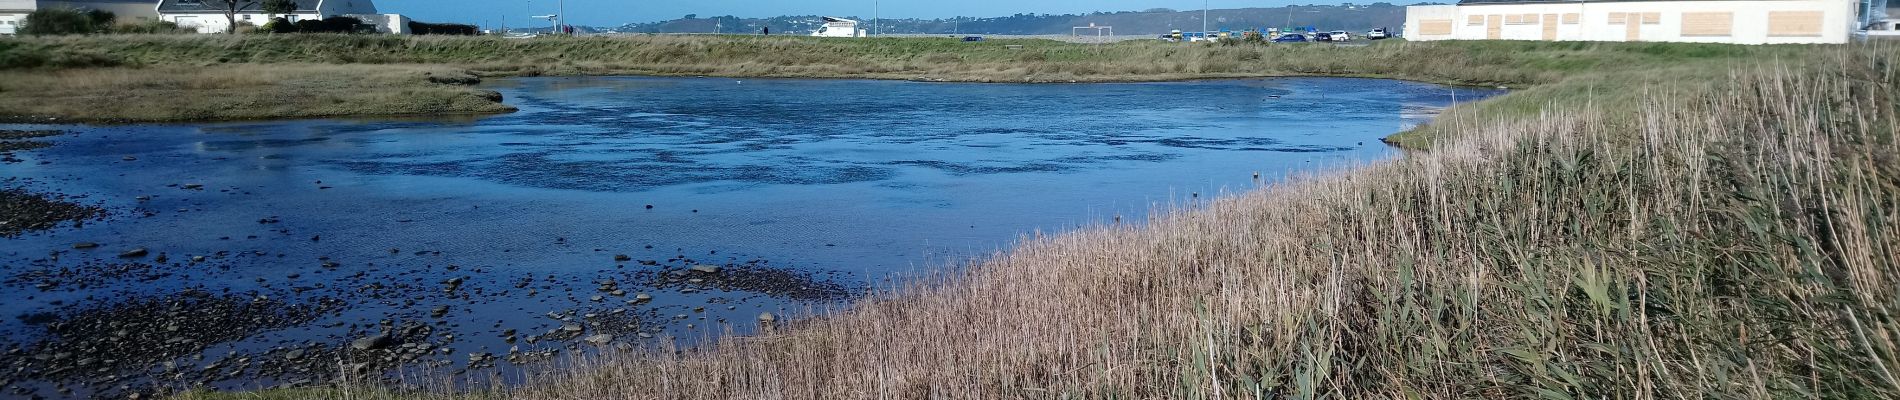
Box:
[0,64,514,122]
[170,44,1900,399]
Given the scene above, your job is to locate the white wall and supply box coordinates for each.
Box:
[1406,0,1857,44]
[0,13,21,35]
[0,0,30,34]
[346,12,406,34]
[0,0,33,12]
[165,12,320,33]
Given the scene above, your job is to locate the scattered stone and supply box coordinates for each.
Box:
[690,265,722,274]
[71,242,98,249]
[758,312,777,323]
[117,248,148,258]
[350,334,393,351]
[583,334,613,345]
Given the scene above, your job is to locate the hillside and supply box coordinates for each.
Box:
[612,4,1413,35]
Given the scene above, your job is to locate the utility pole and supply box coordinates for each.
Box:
[874,0,880,36]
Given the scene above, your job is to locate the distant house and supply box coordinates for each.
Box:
[1404,0,1859,44]
[156,0,405,34]
[1,0,163,35]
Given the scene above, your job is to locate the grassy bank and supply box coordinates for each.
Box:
[162,42,1900,399]
[0,63,514,123]
[0,34,1806,134]
[6,34,1896,398]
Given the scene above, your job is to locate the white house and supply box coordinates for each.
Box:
[1404,0,1859,44]
[1,0,162,35]
[0,0,27,35]
[156,0,401,33]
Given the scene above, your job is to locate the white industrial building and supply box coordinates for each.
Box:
[156,0,404,34]
[1404,0,1861,44]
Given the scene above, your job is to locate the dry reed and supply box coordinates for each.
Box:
[167,44,1900,399]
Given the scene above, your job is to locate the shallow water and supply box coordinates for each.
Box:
[0,76,1497,396]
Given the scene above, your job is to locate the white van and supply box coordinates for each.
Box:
[811,17,866,38]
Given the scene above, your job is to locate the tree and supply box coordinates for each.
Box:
[198,0,260,34]
[19,8,111,35]
[262,0,297,19]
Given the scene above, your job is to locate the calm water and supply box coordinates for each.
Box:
[0,77,1496,395]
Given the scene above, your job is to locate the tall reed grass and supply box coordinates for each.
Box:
[173,43,1900,399]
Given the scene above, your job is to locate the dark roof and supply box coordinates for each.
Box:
[157,0,319,13]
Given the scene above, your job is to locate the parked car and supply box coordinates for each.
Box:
[1272,33,1309,43]
[1367,28,1390,40]
[1329,30,1351,41]
[1312,32,1333,42]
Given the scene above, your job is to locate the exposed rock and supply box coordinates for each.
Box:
[350,334,393,351]
[583,334,613,345]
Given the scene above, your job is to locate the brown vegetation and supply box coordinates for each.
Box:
[174,44,1900,399]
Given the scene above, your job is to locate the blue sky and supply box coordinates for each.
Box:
[378,0,1315,28]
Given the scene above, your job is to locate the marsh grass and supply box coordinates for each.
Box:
[167,43,1900,399]
[0,64,515,122]
[0,34,1833,130]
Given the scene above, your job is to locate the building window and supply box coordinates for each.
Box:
[1607,12,1628,25]
[242,14,251,20]
[1468,15,1484,26]
[1641,12,1661,25]
[1562,13,1580,24]
[1681,12,1732,36]
[1768,11,1825,37]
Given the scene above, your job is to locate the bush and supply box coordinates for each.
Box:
[409,21,477,35]
[19,8,114,36]
[112,20,189,34]
[262,17,294,33]
[266,16,370,34]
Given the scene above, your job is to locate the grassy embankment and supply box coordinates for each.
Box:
[163,42,1900,399]
[0,34,1803,137]
[5,34,1895,397]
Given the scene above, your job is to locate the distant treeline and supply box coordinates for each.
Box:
[612,4,1409,35]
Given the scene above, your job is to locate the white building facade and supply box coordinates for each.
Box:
[1,0,163,35]
[156,0,391,33]
[0,0,28,35]
[1405,0,1859,44]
